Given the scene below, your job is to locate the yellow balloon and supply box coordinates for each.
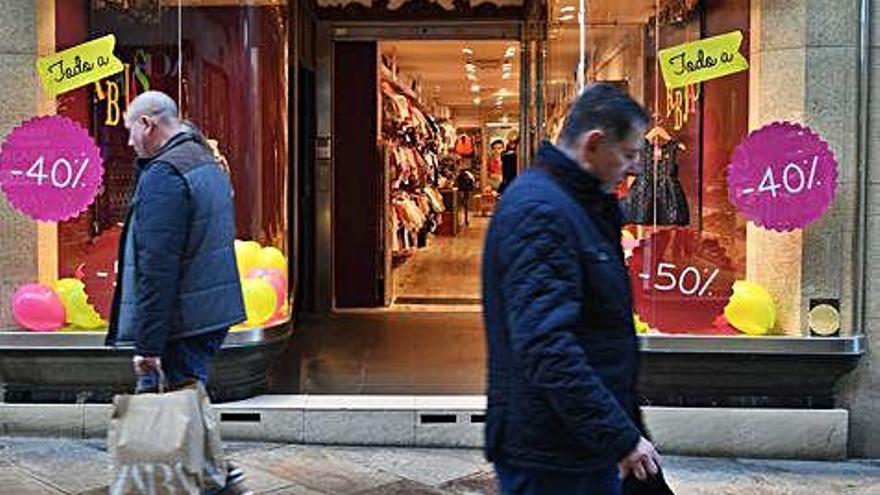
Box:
[256,246,287,275]
[633,313,650,334]
[53,278,106,330]
[241,277,277,327]
[234,239,262,277]
[724,280,776,336]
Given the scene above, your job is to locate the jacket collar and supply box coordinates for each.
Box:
[135,130,197,173]
[534,142,610,204]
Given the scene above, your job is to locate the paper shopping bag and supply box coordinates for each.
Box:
[108,383,226,494]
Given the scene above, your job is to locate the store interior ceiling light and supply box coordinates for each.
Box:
[560,5,575,13]
[559,14,575,21]
[470,84,481,92]
[462,47,474,55]
[465,63,476,72]
[473,97,481,105]
[504,46,516,58]
[381,40,520,110]
[502,63,512,72]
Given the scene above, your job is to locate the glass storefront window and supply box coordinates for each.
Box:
[544,0,852,338]
[1,0,291,334]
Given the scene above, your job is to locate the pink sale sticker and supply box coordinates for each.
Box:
[0,116,104,222]
[727,121,837,231]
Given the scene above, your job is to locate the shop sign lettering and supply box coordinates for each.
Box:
[95,49,175,127]
[727,122,838,231]
[0,116,104,222]
[36,35,124,96]
[658,31,749,89]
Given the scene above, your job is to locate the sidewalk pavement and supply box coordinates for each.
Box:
[1,437,879,494]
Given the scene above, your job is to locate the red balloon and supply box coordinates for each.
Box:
[246,268,288,318]
[11,283,65,332]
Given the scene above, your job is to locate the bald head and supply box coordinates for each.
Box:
[125,91,179,128]
[125,91,182,158]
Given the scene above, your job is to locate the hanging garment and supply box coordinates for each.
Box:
[624,139,690,226]
[454,134,475,157]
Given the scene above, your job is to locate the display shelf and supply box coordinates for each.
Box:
[639,334,864,355]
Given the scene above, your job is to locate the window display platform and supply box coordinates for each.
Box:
[0,322,292,404]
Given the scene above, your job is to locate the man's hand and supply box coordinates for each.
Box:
[132,355,162,376]
[619,436,661,481]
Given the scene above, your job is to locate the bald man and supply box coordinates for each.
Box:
[106,91,250,494]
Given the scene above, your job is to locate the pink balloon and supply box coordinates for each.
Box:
[246,268,288,318]
[11,283,66,332]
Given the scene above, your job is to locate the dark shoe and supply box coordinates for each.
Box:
[206,464,251,495]
[212,479,253,495]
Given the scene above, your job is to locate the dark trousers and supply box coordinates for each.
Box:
[136,329,228,392]
[495,462,622,495]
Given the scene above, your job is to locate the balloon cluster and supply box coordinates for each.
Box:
[233,239,289,330]
[11,278,106,332]
[632,279,778,336]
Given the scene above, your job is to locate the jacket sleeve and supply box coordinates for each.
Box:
[132,163,189,356]
[499,201,641,461]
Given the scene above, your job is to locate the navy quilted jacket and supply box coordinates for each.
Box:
[482,143,642,473]
[107,131,246,355]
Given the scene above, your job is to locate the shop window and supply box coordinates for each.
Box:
[543,0,850,338]
[1,0,290,333]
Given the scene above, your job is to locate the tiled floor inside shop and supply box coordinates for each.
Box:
[393,216,488,305]
[269,310,486,395]
[268,212,490,395]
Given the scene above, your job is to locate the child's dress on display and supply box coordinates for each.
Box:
[624,139,690,226]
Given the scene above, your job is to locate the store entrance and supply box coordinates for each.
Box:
[333,38,522,309]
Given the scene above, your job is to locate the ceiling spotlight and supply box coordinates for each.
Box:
[466,73,478,81]
[559,14,575,21]
[471,84,481,93]
[502,72,512,80]
[473,97,481,105]
[462,47,474,55]
[502,63,513,72]
[560,6,575,13]
[465,63,476,72]
[504,46,516,58]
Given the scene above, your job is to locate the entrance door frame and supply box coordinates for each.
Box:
[314,20,536,312]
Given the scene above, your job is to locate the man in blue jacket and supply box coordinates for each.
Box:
[106,91,248,493]
[482,83,660,494]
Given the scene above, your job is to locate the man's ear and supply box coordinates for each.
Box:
[578,129,605,158]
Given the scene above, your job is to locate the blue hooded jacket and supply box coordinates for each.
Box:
[107,131,246,355]
[482,143,643,473]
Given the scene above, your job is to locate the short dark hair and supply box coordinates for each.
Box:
[559,83,650,146]
[491,139,505,148]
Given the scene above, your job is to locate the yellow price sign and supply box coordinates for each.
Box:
[36,34,124,96]
[658,31,749,89]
